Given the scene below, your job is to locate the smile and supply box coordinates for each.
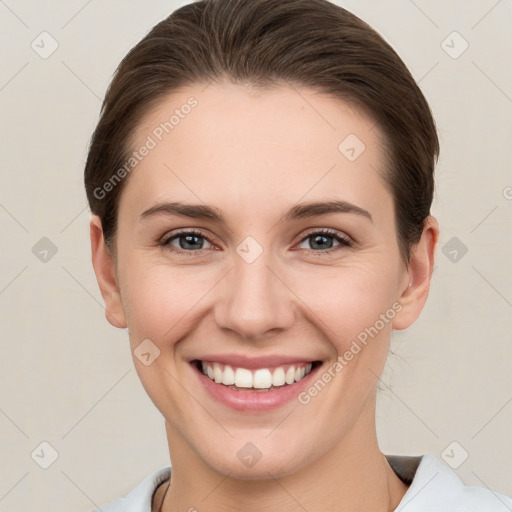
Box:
[198,360,317,390]
[191,355,323,411]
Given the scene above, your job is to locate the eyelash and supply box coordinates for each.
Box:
[159,228,352,256]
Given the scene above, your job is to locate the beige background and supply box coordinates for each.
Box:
[0,0,511,510]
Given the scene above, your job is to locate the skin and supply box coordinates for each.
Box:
[90,80,439,512]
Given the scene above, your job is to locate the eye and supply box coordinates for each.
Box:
[296,229,352,254]
[159,228,352,256]
[160,229,214,253]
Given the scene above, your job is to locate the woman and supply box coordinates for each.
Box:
[85,0,512,511]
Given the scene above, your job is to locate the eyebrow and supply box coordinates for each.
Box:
[140,200,373,224]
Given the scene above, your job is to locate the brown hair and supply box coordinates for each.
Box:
[84,0,439,262]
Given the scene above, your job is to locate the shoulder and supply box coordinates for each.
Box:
[90,456,512,512]
[391,453,512,512]
[91,466,171,512]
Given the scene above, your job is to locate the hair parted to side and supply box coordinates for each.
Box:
[84,0,439,262]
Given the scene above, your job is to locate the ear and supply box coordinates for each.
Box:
[392,215,439,330]
[90,215,127,329]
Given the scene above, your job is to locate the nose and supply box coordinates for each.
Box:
[214,250,296,341]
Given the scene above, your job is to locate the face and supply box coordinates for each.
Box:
[92,80,436,480]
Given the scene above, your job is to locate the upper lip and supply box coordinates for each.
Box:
[191,354,319,369]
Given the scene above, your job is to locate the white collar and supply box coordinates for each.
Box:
[98,453,512,511]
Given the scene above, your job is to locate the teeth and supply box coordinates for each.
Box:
[253,369,272,388]
[200,360,315,389]
[272,367,286,387]
[235,368,253,388]
[285,366,295,385]
[222,365,235,385]
[213,363,223,383]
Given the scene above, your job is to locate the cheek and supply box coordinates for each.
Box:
[118,243,403,359]
[123,260,399,326]
[120,259,218,347]
[298,263,400,348]
[119,264,209,412]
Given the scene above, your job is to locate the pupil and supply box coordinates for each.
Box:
[311,234,332,250]
[181,234,202,250]
[177,234,334,251]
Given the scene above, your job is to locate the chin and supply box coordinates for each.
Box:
[200,443,310,481]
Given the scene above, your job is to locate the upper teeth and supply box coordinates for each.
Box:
[201,361,313,389]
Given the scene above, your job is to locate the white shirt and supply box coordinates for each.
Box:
[92,453,512,511]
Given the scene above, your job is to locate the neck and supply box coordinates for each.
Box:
[161,397,409,512]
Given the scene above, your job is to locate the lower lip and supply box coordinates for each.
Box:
[192,362,321,412]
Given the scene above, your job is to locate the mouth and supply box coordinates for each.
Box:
[190,357,323,411]
[193,359,322,392]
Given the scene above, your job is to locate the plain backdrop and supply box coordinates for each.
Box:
[0,0,511,510]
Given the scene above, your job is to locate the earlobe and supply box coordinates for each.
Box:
[392,216,439,331]
[89,215,127,329]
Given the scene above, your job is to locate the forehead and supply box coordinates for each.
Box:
[122,81,392,221]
